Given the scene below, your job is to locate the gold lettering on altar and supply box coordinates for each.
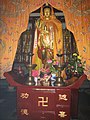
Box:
[20,93,29,99]
[58,111,67,118]
[20,109,29,115]
[38,97,48,107]
[59,94,68,101]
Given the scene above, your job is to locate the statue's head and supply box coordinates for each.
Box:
[43,7,51,19]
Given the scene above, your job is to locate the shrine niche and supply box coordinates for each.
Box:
[12,4,79,86]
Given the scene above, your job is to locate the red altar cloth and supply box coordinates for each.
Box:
[4,71,87,120]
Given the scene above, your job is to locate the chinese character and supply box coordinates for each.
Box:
[58,111,67,118]
[38,97,48,107]
[59,94,68,101]
[21,109,29,115]
[20,93,29,99]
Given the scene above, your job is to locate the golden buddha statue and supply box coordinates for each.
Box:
[33,5,63,70]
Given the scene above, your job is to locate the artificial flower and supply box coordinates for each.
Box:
[65,53,86,78]
[73,53,77,56]
[47,59,58,73]
[77,56,81,60]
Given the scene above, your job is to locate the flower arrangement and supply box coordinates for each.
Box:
[47,59,58,73]
[65,53,86,78]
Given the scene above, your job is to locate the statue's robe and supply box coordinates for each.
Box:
[32,14,63,70]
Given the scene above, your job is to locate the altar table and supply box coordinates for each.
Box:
[4,71,87,120]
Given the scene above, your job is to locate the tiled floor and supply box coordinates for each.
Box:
[0,79,90,120]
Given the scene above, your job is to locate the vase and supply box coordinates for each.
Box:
[41,80,50,86]
[50,73,56,86]
[65,69,72,80]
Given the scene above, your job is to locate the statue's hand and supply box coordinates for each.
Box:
[38,40,41,49]
[36,19,42,29]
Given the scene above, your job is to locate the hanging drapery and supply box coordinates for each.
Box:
[0,0,90,79]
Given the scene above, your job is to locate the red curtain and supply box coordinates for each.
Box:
[0,0,90,79]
